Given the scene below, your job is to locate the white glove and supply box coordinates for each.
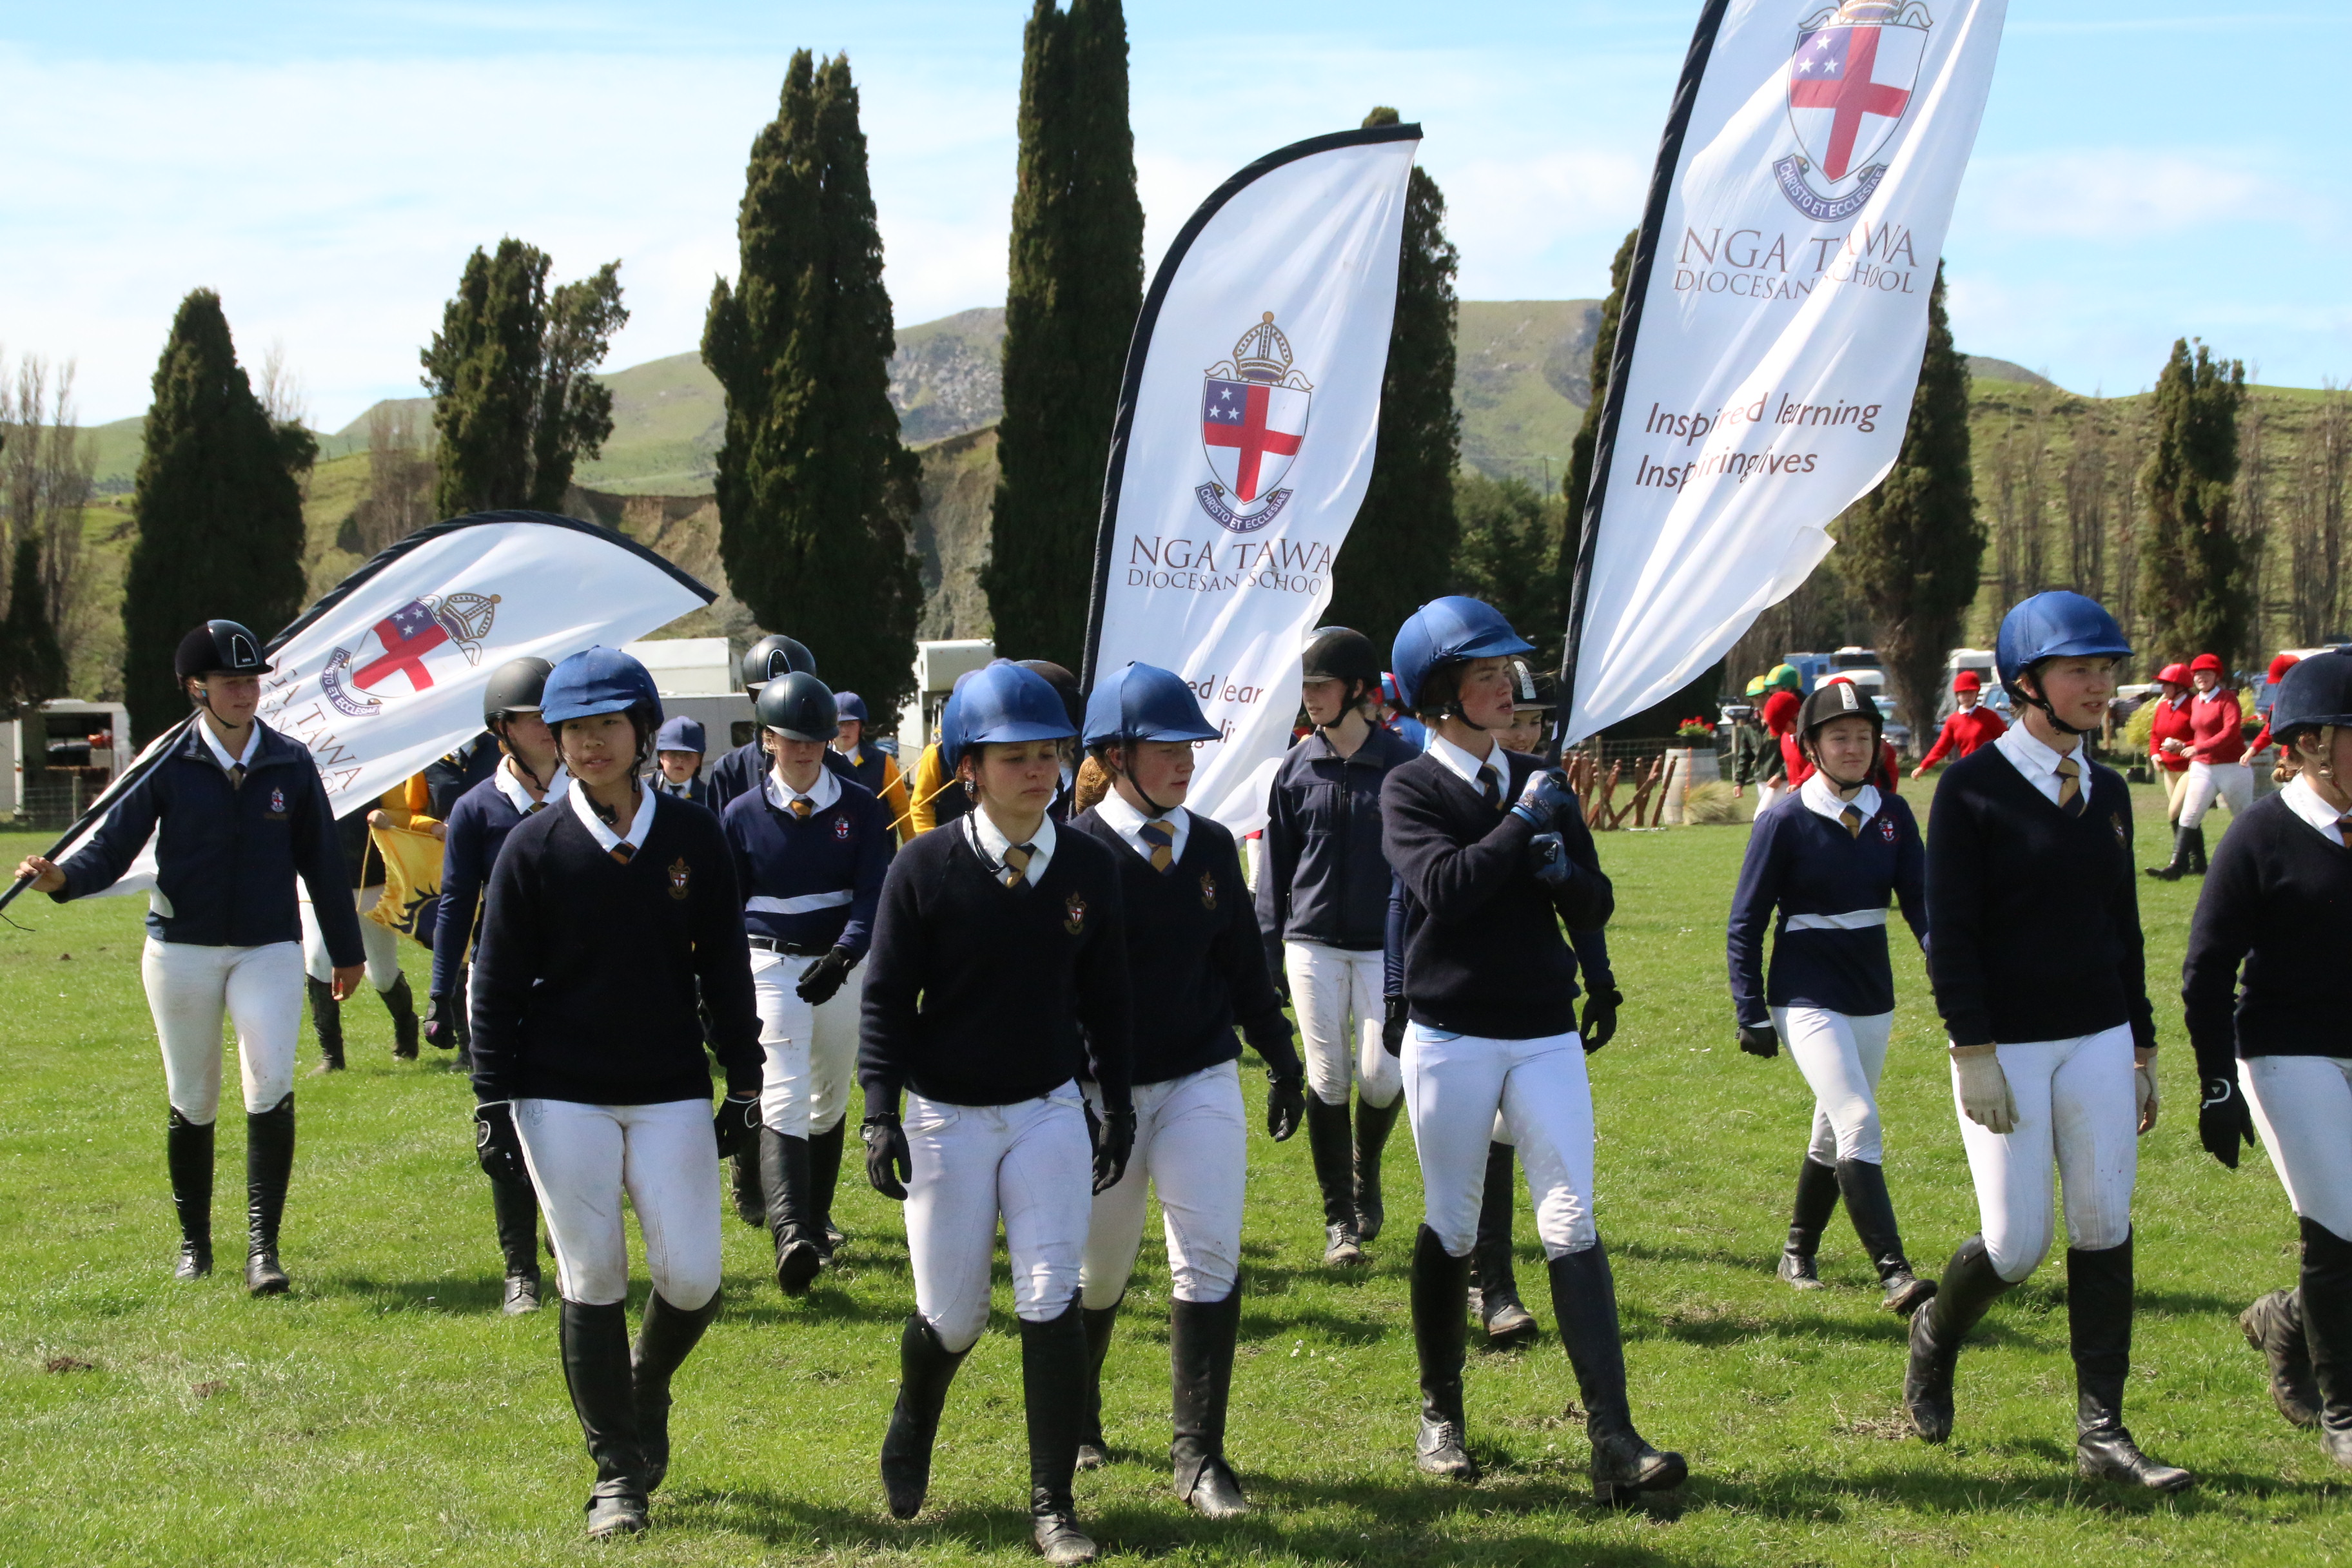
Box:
[1953,1049,2016,1135]
[2134,1057,2159,1134]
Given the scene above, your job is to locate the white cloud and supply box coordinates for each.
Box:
[1958,148,2300,240]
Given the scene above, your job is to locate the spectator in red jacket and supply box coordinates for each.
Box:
[1912,671,2007,777]
[2151,654,2250,879]
[2246,652,2300,760]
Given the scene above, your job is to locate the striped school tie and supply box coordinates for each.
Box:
[2337,813,2352,850]
[1139,819,1175,872]
[2056,756,2084,816]
[1000,843,1034,888]
[790,798,812,820]
[1840,804,1863,838]
[1479,763,1502,810]
[609,841,636,866]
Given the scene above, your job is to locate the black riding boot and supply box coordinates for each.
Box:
[560,1299,651,1538]
[2070,1235,2193,1490]
[1304,1096,1362,1266]
[1903,1234,2014,1442]
[1170,1287,1248,1516]
[729,1148,764,1228]
[306,978,344,1072]
[2186,826,2209,874]
[1409,1224,1478,1480]
[1547,1242,1687,1505]
[2298,1217,2352,1468]
[1076,1298,1120,1469]
[382,974,420,1059]
[2240,1287,2320,1429]
[632,1288,722,1493]
[1353,1093,1402,1244]
[1469,1142,1538,1346]
[166,1109,214,1280]
[880,1315,970,1519]
[489,1172,543,1313]
[759,1126,821,1296]
[1778,1157,1840,1289]
[244,1093,294,1296]
[1836,1158,1935,1316]
[2145,826,2193,880]
[808,1118,847,1258]
[1022,1296,1099,1564]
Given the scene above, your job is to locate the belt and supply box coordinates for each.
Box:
[747,936,830,957]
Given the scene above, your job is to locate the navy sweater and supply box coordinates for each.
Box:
[1381,749,1613,1040]
[54,718,363,964]
[859,819,1132,1111]
[1072,808,1300,1086]
[423,732,502,820]
[2182,790,2352,1079]
[1384,867,1615,1005]
[1727,790,1925,1024]
[1924,745,2155,1051]
[721,777,892,957]
[469,792,761,1105]
[707,740,847,816]
[1255,725,1420,970]
[427,769,554,1002]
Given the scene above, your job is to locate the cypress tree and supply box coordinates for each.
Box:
[422,239,627,517]
[0,533,67,718]
[1838,262,1982,754]
[121,290,309,741]
[2137,337,2250,665]
[1325,106,1461,649]
[984,0,1143,669]
[1558,229,1636,628]
[703,51,924,713]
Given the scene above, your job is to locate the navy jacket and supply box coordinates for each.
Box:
[424,733,502,820]
[651,774,709,808]
[721,777,892,957]
[1256,725,1420,970]
[428,767,556,1002]
[707,740,847,816]
[1727,789,1925,1025]
[53,718,364,963]
[2182,790,2352,1077]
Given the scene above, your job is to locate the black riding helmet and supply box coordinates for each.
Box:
[741,633,817,693]
[482,656,554,727]
[174,620,270,681]
[756,671,839,743]
[1303,627,1381,693]
[1796,680,1883,785]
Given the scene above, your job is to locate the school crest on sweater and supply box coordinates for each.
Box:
[668,857,691,901]
[1199,872,1218,910]
[1064,891,1089,935]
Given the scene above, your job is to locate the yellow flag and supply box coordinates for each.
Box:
[366,822,446,949]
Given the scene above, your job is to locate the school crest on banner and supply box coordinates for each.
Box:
[1195,313,1313,534]
[322,593,502,718]
[1773,1,1931,222]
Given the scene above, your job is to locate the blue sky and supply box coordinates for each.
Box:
[7,2,2345,427]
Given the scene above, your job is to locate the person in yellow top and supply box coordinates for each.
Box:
[301,772,437,1069]
[828,692,914,841]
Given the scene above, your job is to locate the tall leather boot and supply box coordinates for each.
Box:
[808,1118,847,1259]
[2070,1235,2193,1490]
[166,1109,214,1280]
[2240,1288,2321,1429]
[1353,1093,1402,1244]
[880,1314,970,1518]
[306,978,344,1072]
[1469,1142,1538,1346]
[1778,1157,1841,1289]
[1304,1096,1362,1266]
[1836,1158,1935,1316]
[2145,826,2193,880]
[2298,1217,2352,1468]
[729,1149,764,1228]
[1547,1242,1687,1505]
[1903,1235,2015,1442]
[1076,1298,1120,1470]
[1409,1224,1478,1480]
[2186,826,2209,875]
[1170,1287,1248,1516]
[760,1126,821,1296]
[1021,1297,1099,1564]
[244,1094,294,1296]
[489,1172,543,1314]
[632,1288,722,1493]
[560,1299,651,1538]
[382,974,420,1059]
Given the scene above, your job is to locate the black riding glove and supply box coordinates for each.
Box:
[1527,831,1578,888]
[796,946,856,1006]
[1085,1101,1137,1195]
[1738,1022,1780,1059]
[2199,1075,2257,1169]
[1266,1071,1306,1142]
[424,992,460,1050]
[1509,767,1576,830]
[473,1101,528,1186]
[1382,995,1407,1057]
[713,1093,762,1161]
[862,1112,912,1201]
[1580,988,1622,1052]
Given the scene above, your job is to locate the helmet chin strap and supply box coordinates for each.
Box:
[2017,671,2095,737]
[1110,745,1181,818]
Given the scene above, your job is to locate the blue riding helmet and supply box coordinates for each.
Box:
[542,647,663,727]
[1082,662,1221,750]
[2267,649,2352,747]
[1390,596,1535,710]
[653,716,705,754]
[833,691,869,725]
[1995,591,2131,704]
[939,661,1075,775]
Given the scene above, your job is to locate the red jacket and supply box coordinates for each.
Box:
[2147,694,2193,773]
[2188,689,2246,765]
[1919,704,2007,768]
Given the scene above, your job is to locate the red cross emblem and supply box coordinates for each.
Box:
[1202,380,1307,503]
[354,600,451,694]
[1786,11,1925,184]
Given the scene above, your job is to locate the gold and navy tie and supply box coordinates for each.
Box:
[2337,814,2352,850]
[790,797,812,821]
[2055,756,2084,816]
[1001,843,1034,888]
[1139,819,1175,872]
[609,841,636,866]
[228,763,246,790]
[1840,804,1864,838]
[1479,764,1502,810]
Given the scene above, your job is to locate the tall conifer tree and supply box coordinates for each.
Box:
[1839,263,1982,753]
[704,51,923,712]
[121,290,309,740]
[1558,229,1636,631]
[1325,106,1461,647]
[984,0,1142,669]
[2137,337,2250,665]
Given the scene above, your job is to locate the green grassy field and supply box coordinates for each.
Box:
[1,778,2344,1566]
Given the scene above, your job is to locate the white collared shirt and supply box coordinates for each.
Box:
[1092,786,1189,867]
[568,777,658,856]
[653,774,697,799]
[1993,721,2087,808]
[764,760,841,816]
[2281,775,2352,845]
[1799,769,1880,830]
[1426,730,1506,804]
[197,716,260,774]
[966,802,1055,886]
[496,756,567,816]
